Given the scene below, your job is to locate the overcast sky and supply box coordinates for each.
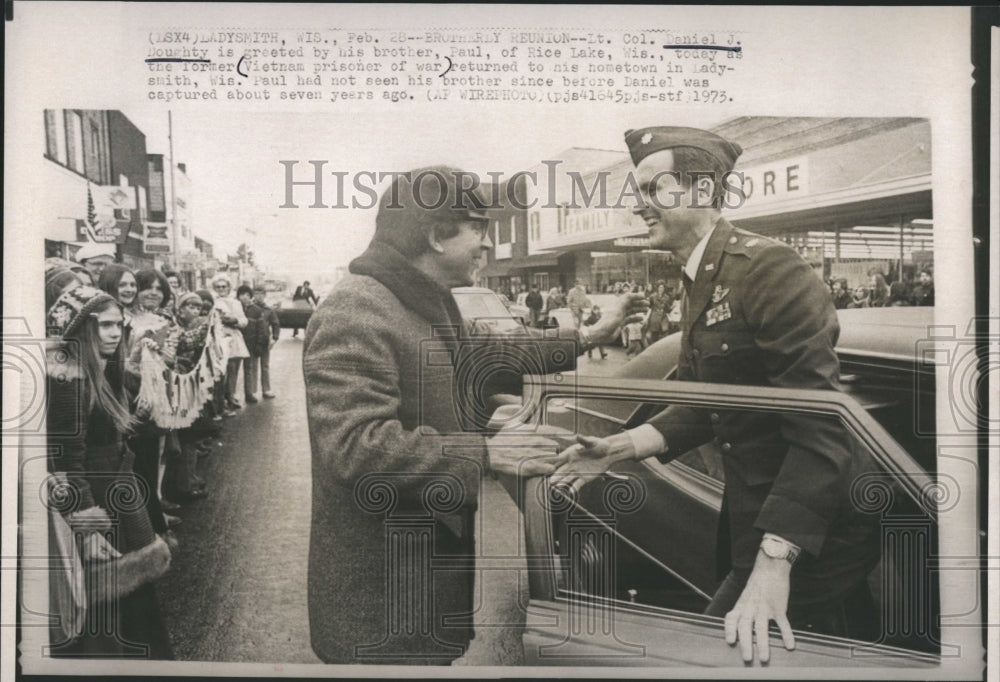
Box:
[125,107,728,278]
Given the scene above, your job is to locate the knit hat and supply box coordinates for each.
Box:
[176,291,203,309]
[46,285,117,339]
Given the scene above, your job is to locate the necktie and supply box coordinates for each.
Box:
[681,273,693,321]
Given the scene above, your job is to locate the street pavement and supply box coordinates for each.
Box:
[157,335,631,664]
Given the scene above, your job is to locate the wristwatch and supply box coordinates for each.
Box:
[759,535,800,565]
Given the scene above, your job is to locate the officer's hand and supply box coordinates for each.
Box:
[724,552,795,664]
[549,433,636,494]
[588,293,649,345]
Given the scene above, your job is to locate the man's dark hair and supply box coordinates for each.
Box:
[671,146,732,208]
[236,284,253,298]
[162,268,180,280]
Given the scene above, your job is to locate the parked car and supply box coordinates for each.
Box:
[539,295,625,343]
[449,287,579,419]
[510,306,962,668]
[273,297,314,329]
[453,286,529,335]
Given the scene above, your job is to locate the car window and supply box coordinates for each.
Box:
[530,384,941,660]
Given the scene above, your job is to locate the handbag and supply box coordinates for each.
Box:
[48,470,171,644]
[48,507,86,642]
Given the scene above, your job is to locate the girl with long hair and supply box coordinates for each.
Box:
[97,263,139,310]
[868,271,890,308]
[45,286,172,657]
[125,269,179,532]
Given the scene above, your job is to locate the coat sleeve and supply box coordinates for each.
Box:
[743,244,853,556]
[46,377,97,511]
[645,405,714,463]
[302,293,484,505]
[232,300,248,328]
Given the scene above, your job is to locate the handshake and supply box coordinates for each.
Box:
[484,407,640,489]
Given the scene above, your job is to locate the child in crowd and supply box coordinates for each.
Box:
[584,305,608,360]
[624,311,648,357]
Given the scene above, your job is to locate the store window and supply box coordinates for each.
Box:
[89,122,106,183]
[776,217,934,293]
[44,110,67,166]
[66,111,85,174]
[498,217,511,244]
[529,212,540,241]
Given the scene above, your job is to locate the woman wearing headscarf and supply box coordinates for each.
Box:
[210,273,249,411]
[45,267,84,311]
[45,286,172,658]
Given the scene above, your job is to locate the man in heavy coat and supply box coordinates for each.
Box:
[303,167,639,665]
[553,127,882,664]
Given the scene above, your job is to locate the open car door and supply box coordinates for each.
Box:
[514,375,959,669]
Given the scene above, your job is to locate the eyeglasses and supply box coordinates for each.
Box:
[467,222,489,239]
[213,283,229,289]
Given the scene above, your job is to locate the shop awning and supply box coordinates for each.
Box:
[477,261,513,277]
[510,252,562,270]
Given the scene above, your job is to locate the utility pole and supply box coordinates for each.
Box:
[168,110,179,269]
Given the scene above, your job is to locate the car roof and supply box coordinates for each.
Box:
[622,306,935,381]
[835,306,934,363]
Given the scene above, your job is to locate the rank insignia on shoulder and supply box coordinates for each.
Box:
[745,238,759,247]
[711,285,730,304]
[705,301,732,326]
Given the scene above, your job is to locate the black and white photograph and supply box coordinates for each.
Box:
[3,3,995,679]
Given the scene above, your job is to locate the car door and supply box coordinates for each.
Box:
[515,375,943,668]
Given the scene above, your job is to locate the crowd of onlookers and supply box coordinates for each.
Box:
[491,266,934,362]
[828,268,935,309]
[44,242,281,658]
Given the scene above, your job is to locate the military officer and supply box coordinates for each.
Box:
[553,126,881,664]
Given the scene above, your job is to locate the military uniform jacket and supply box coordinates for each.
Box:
[647,220,879,595]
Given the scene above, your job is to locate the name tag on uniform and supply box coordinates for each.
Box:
[705,301,732,326]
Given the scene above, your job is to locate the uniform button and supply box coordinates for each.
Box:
[729,236,738,244]
[710,412,721,423]
[720,343,729,353]
[720,442,732,452]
